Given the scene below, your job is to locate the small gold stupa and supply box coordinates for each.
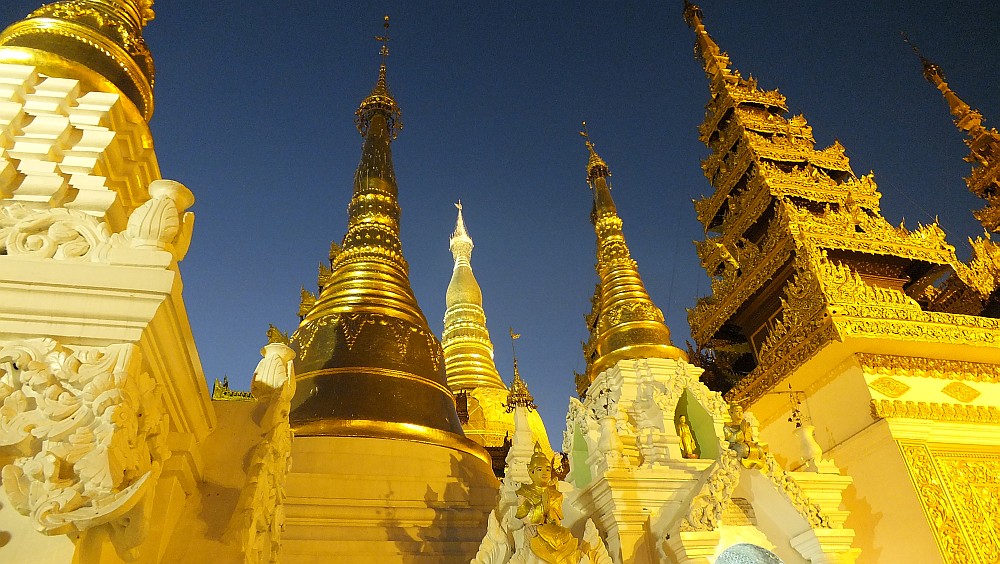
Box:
[579,125,686,390]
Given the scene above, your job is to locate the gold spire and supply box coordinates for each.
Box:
[907,37,1000,231]
[579,125,685,383]
[442,201,507,391]
[288,18,486,465]
[0,0,157,120]
[356,15,401,139]
[504,329,537,412]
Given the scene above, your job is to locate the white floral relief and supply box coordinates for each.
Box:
[0,178,195,265]
[0,338,168,557]
[0,204,113,261]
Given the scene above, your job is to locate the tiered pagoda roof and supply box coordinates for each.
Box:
[683,3,1000,404]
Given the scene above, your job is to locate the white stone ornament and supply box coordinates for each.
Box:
[0,338,168,560]
[124,179,195,260]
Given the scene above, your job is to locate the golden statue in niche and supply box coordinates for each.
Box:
[676,415,699,459]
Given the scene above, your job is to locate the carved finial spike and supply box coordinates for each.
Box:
[580,122,610,182]
[683,1,704,28]
[902,32,945,83]
[504,333,537,413]
[377,15,391,60]
[266,324,289,345]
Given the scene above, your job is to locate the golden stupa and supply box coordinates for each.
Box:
[579,126,686,392]
[287,21,485,462]
[0,0,155,119]
[442,202,551,473]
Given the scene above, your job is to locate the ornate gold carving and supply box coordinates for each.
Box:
[834,308,1000,347]
[899,443,1000,562]
[940,382,981,403]
[727,316,839,406]
[872,400,1000,424]
[265,325,289,346]
[898,443,973,562]
[869,377,910,398]
[916,48,1000,232]
[212,377,255,402]
[317,262,332,288]
[856,353,1000,384]
[786,203,955,265]
[0,338,168,559]
[956,232,1000,297]
[689,210,796,343]
[298,287,316,318]
[339,313,374,350]
[2,0,157,118]
[504,366,536,413]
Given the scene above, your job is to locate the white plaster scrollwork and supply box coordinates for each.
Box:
[0,178,194,266]
[0,338,168,560]
[225,342,297,564]
[679,450,742,532]
[0,204,113,261]
[761,454,830,529]
[470,509,513,564]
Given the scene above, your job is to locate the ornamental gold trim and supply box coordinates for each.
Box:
[868,377,910,399]
[871,400,1000,424]
[898,443,976,563]
[727,313,839,405]
[941,382,981,403]
[296,366,455,399]
[898,442,1000,562]
[856,353,1000,384]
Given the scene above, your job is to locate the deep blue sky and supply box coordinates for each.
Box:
[3,2,997,448]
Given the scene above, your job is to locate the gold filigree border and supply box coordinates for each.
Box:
[871,400,1000,424]
[897,443,975,563]
[898,442,1000,563]
[856,353,1000,384]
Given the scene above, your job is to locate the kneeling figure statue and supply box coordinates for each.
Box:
[472,444,611,564]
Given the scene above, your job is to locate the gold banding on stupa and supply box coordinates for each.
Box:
[443,201,507,391]
[442,206,551,466]
[289,17,487,465]
[581,124,686,384]
[0,0,157,120]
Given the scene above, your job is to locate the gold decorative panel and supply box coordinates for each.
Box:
[899,443,1000,563]
[941,382,982,403]
[869,376,910,398]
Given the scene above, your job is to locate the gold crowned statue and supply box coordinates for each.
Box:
[724,403,766,469]
[515,444,580,563]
